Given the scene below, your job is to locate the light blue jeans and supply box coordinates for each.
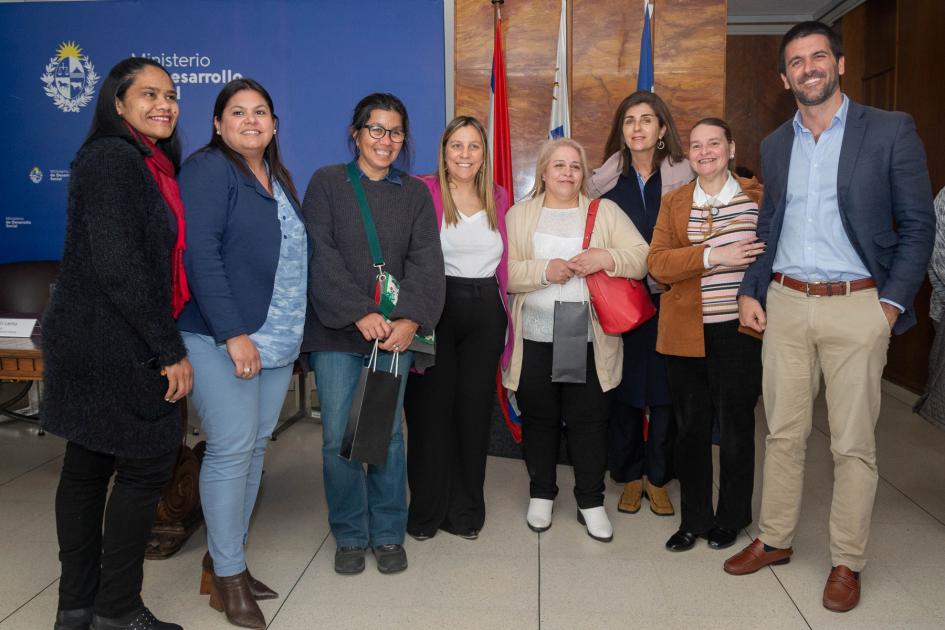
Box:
[310,350,413,548]
[183,332,294,577]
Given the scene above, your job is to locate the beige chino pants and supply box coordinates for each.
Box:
[757,281,890,571]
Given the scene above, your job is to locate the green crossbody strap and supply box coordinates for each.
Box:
[346,160,385,270]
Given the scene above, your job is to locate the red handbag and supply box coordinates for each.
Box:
[582,199,656,334]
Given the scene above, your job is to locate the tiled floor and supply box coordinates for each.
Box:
[1,380,944,629]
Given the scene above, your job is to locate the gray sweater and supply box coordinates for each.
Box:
[301,163,445,364]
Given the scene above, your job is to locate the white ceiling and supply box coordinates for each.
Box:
[727,0,867,34]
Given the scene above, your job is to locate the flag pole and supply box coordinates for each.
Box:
[492,0,503,27]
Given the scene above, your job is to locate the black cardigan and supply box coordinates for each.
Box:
[41,136,187,458]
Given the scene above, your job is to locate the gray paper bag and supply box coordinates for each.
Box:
[552,300,588,383]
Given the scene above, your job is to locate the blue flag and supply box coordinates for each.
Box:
[637,1,653,92]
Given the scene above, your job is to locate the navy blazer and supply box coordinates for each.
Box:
[176,147,305,342]
[738,99,935,334]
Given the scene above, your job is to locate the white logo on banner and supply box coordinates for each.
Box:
[40,41,99,113]
[29,167,43,184]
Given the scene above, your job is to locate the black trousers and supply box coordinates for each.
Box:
[404,276,507,536]
[55,441,177,617]
[665,319,761,533]
[607,402,675,485]
[516,341,613,509]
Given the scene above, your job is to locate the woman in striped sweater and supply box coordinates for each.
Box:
[647,118,765,553]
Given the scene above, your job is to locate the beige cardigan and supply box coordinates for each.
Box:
[502,193,650,392]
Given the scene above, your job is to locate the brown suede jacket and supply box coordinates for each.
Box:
[647,175,764,358]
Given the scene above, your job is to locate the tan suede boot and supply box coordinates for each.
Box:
[644,480,675,516]
[617,479,643,513]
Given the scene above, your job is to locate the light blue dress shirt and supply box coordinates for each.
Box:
[772,95,873,282]
[250,180,308,368]
[772,95,902,311]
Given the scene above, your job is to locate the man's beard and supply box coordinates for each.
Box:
[791,70,840,107]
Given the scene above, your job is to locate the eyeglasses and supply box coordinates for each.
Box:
[363,124,405,143]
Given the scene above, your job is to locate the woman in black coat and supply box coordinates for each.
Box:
[41,57,193,630]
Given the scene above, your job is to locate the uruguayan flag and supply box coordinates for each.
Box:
[549,0,570,139]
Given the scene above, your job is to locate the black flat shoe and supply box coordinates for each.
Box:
[90,607,181,630]
[665,530,701,552]
[707,526,738,550]
[407,530,434,541]
[54,607,92,630]
[440,522,480,540]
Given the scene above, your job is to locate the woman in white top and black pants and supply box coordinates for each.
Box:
[404,117,512,541]
[503,138,649,542]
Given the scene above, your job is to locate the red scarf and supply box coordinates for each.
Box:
[125,123,190,318]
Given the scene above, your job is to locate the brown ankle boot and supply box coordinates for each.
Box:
[208,570,266,629]
[201,551,278,600]
[644,480,675,516]
[618,480,643,513]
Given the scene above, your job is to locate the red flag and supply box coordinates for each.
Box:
[489,13,514,200]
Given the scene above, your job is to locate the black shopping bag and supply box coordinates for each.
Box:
[552,298,589,384]
[340,343,403,465]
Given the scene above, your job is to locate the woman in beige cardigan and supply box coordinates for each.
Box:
[502,138,649,542]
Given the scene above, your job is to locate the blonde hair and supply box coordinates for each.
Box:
[527,137,591,199]
[437,116,497,230]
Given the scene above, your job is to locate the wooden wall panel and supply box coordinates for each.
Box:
[724,35,796,180]
[455,0,558,199]
[455,0,727,200]
[651,0,727,146]
[571,0,643,165]
[884,0,945,393]
[838,3,866,104]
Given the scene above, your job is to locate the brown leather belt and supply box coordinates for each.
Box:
[772,272,876,297]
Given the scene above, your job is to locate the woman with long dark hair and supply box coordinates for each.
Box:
[404,116,512,541]
[42,57,192,630]
[301,93,444,576]
[648,117,765,552]
[177,78,304,629]
[590,91,694,518]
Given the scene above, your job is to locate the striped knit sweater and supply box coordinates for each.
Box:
[686,184,759,323]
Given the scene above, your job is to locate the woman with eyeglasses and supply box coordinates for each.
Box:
[647,117,764,553]
[403,116,512,542]
[301,93,445,576]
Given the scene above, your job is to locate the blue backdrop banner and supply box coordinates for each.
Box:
[1,0,445,263]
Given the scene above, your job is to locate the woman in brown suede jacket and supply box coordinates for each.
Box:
[647,117,765,554]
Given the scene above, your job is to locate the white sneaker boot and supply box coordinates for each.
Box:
[577,506,613,542]
[526,498,554,532]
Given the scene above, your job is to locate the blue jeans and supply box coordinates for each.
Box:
[310,350,413,548]
[184,332,294,577]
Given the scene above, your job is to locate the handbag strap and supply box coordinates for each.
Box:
[582,198,601,249]
[346,161,385,270]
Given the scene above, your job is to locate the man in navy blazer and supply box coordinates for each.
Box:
[722,21,934,613]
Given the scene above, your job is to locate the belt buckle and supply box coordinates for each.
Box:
[805,280,824,297]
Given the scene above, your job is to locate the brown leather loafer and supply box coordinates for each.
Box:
[823,565,860,612]
[618,480,642,514]
[643,480,675,516]
[723,538,792,575]
[201,551,278,600]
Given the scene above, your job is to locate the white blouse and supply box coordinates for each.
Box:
[440,210,503,278]
[522,207,591,343]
